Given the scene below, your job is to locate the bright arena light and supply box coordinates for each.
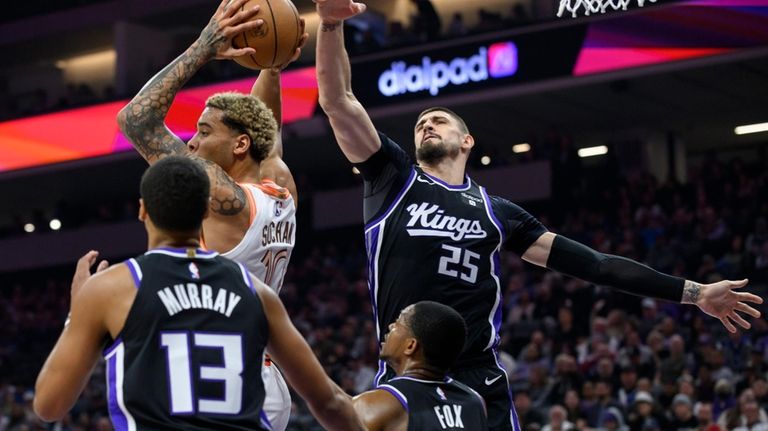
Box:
[49,219,62,231]
[578,146,609,158]
[735,122,768,135]
[480,156,491,166]
[513,143,531,154]
[352,167,360,175]
[24,223,35,233]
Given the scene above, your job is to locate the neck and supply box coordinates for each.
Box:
[418,158,466,186]
[148,232,202,250]
[399,364,446,382]
[228,157,261,184]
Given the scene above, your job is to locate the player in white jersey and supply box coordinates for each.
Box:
[203,180,296,292]
[117,1,306,428]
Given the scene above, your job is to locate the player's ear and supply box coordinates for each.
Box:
[462,133,475,151]
[403,337,419,356]
[233,134,250,156]
[138,199,147,222]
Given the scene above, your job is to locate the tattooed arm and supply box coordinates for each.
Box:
[116,0,262,164]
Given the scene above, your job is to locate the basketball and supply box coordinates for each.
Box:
[231,0,302,70]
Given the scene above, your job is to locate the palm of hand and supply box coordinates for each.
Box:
[695,279,762,333]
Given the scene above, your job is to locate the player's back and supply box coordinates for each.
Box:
[218,181,296,292]
[104,247,271,431]
[380,376,488,431]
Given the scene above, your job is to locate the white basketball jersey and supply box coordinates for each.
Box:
[221,181,296,292]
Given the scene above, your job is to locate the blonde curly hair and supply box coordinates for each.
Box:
[205,92,277,163]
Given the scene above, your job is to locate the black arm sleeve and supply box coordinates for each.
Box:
[546,235,685,302]
[353,132,413,224]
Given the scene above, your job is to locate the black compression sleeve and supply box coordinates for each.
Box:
[546,235,685,302]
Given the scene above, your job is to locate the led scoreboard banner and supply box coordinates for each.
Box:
[0,0,766,173]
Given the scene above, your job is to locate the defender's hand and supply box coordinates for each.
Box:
[688,279,763,333]
[71,250,109,299]
[313,0,367,24]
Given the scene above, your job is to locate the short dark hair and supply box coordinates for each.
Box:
[406,301,467,372]
[416,107,469,134]
[140,156,210,232]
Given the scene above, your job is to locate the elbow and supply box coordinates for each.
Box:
[33,395,65,422]
[116,105,132,135]
[317,92,356,117]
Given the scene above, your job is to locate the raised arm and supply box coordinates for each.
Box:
[117,0,261,164]
[254,276,365,431]
[315,0,380,163]
[523,232,763,333]
[250,20,309,203]
[34,253,119,421]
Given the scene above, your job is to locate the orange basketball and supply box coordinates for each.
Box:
[231,0,302,70]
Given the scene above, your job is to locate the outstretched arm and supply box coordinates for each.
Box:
[523,232,763,333]
[315,0,380,163]
[250,21,308,202]
[254,276,365,431]
[117,0,261,164]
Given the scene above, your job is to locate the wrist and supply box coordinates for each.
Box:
[188,39,215,63]
[681,280,702,305]
[320,20,342,31]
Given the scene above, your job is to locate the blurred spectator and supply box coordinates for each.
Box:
[668,393,699,430]
[410,0,441,41]
[542,404,575,431]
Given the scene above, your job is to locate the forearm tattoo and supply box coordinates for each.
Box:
[118,38,215,161]
[321,22,340,32]
[681,280,702,304]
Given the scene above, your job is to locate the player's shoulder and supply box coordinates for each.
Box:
[353,387,407,429]
[248,180,292,201]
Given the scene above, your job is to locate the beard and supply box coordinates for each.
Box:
[416,139,459,165]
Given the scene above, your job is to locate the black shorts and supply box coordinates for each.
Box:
[451,364,520,431]
[375,358,520,431]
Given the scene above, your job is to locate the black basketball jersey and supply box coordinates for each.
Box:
[380,376,488,431]
[103,247,271,431]
[356,133,547,372]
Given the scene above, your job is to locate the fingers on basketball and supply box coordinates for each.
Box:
[231,0,303,70]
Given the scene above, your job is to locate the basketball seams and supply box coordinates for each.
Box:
[232,0,298,70]
[264,0,279,68]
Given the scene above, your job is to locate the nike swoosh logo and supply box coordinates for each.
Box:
[485,375,503,385]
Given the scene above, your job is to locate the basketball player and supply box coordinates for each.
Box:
[33,157,364,431]
[117,1,307,428]
[314,1,763,430]
[353,301,488,430]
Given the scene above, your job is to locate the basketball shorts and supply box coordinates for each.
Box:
[451,363,520,431]
[262,356,291,431]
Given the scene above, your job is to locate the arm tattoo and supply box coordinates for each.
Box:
[196,157,247,216]
[117,37,217,163]
[681,280,701,304]
[321,22,340,32]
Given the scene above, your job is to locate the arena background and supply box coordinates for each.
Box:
[1,0,768,430]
